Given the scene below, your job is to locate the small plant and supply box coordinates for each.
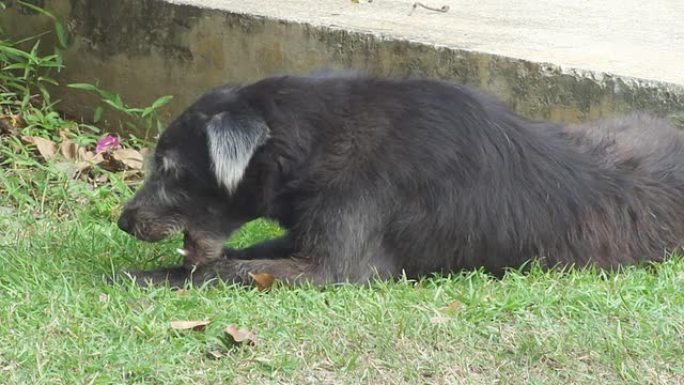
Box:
[0,0,171,220]
[67,82,173,144]
[1,0,171,147]
[0,0,67,110]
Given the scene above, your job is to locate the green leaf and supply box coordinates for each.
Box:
[113,94,124,109]
[67,83,99,91]
[151,95,173,110]
[97,89,117,102]
[93,106,103,123]
[54,47,64,71]
[102,99,120,110]
[79,123,101,134]
[2,63,28,71]
[37,76,58,86]
[126,107,144,114]
[29,40,41,62]
[141,107,154,118]
[17,1,57,20]
[54,21,68,48]
[21,93,30,108]
[0,45,33,60]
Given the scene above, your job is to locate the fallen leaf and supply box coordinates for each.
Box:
[75,151,105,173]
[22,136,57,160]
[94,173,109,184]
[440,300,462,314]
[56,131,105,174]
[431,300,463,324]
[224,325,257,346]
[0,113,22,135]
[248,272,276,291]
[206,350,223,360]
[58,132,79,161]
[112,148,144,170]
[0,119,12,135]
[170,320,211,331]
[174,289,190,297]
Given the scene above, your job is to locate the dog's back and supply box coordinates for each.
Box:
[120,73,684,286]
[245,75,684,275]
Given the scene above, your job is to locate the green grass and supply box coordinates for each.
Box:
[1,159,683,385]
[1,13,683,383]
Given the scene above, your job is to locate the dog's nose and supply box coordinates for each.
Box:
[117,212,134,234]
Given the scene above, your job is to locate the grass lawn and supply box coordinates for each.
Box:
[0,15,682,382]
[0,154,683,385]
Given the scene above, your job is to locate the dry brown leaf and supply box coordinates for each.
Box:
[248,272,276,291]
[22,136,57,160]
[75,152,105,173]
[174,289,190,297]
[59,135,93,161]
[0,114,23,135]
[431,300,463,324]
[52,131,106,174]
[0,119,13,135]
[440,300,462,314]
[170,320,211,331]
[206,350,224,360]
[224,325,257,346]
[59,132,79,161]
[112,148,144,170]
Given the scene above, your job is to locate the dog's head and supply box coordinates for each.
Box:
[117,87,270,261]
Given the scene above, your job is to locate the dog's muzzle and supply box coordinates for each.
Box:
[117,210,135,235]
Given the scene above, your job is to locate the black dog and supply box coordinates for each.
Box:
[117,73,684,287]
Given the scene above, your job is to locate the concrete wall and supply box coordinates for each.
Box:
[2,0,683,137]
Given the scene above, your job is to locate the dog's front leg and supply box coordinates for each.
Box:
[222,234,295,260]
[123,256,322,288]
[196,256,323,286]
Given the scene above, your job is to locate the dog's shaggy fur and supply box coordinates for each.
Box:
[117,73,684,286]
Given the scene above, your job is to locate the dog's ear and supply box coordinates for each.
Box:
[206,111,270,193]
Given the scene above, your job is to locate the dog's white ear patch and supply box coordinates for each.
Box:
[206,111,270,193]
[161,154,178,173]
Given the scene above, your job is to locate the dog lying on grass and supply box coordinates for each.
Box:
[117,72,684,287]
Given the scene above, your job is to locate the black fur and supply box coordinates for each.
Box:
[117,73,684,287]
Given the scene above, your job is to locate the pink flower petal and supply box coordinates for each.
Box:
[96,134,121,154]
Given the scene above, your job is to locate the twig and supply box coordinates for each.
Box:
[409,2,450,15]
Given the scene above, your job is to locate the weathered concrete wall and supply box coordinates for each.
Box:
[2,0,684,137]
